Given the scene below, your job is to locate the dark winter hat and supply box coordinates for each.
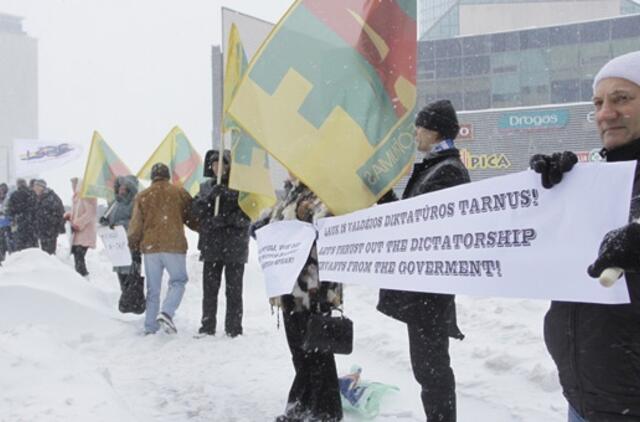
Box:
[150,162,171,181]
[33,179,47,189]
[203,149,231,178]
[415,99,460,140]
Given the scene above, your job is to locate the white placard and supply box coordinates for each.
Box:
[97,226,132,267]
[255,220,317,298]
[13,139,83,177]
[316,163,635,304]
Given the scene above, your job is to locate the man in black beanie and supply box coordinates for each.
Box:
[377,99,469,422]
[128,162,198,334]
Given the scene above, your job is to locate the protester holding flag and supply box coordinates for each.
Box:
[32,179,65,255]
[100,175,139,291]
[252,174,343,422]
[65,177,97,277]
[7,178,38,251]
[377,99,469,422]
[192,149,250,337]
[128,163,197,335]
[530,51,640,421]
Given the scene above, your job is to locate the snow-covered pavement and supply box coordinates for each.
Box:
[0,242,566,421]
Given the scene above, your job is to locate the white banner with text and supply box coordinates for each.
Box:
[315,163,635,304]
[256,220,317,298]
[97,226,132,267]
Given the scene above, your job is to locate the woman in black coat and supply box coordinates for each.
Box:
[192,149,250,337]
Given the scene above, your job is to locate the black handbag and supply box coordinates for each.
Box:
[119,270,146,315]
[302,309,353,355]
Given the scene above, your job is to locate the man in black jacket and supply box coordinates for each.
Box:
[7,178,38,251]
[377,99,469,422]
[531,51,640,422]
[32,179,65,255]
[193,150,250,337]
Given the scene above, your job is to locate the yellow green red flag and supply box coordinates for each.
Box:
[228,0,417,215]
[79,131,132,201]
[224,23,276,221]
[137,126,203,196]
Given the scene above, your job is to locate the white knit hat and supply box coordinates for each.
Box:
[593,51,640,92]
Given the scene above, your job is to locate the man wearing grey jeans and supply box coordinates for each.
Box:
[128,163,197,334]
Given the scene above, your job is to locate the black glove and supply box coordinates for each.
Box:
[210,215,225,228]
[587,223,640,278]
[131,250,142,265]
[99,216,109,226]
[530,151,578,189]
[208,184,225,199]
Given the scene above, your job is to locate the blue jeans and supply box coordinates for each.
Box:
[569,406,587,422]
[143,253,188,333]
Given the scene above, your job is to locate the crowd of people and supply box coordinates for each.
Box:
[0,51,639,422]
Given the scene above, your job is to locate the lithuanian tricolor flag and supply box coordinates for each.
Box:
[224,24,277,221]
[228,0,417,215]
[79,131,132,201]
[137,126,203,196]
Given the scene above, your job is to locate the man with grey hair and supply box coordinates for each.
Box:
[530,51,640,421]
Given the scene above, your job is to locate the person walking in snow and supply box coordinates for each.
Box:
[64,177,97,277]
[100,175,139,291]
[192,149,250,337]
[252,174,343,422]
[7,178,38,251]
[0,183,11,264]
[530,51,640,421]
[32,179,65,255]
[128,163,197,335]
[377,99,469,422]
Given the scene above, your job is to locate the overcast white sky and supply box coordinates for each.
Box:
[0,0,292,196]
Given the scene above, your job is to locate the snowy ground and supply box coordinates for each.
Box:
[0,238,567,422]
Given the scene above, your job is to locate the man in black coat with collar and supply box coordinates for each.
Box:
[377,99,469,422]
[192,149,250,337]
[7,178,38,251]
[531,51,640,422]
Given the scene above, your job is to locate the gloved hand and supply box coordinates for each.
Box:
[587,223,640,278]
[208,184,225,200]
[99,216,109,226]
[210,215,225,228]
[530,151,578,189]
[131,250,142,265]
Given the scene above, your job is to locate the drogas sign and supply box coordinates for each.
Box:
[498,109,569,130]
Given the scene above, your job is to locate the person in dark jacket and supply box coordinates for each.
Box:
[192,149,250,337]
[377,99,469,422]
[252,175,343,422]
[32,179,65,255]
[7,178,38,251]
[531,51,640,422]
[100,175,139,290]
[0,183,10,263]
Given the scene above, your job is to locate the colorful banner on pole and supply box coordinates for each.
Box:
[228,0,417,215]
[13,139,83,178]
[79,131,132,201]
[137,126,203,196]
[224,24,277,221]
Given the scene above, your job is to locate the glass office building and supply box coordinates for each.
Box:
[418,13,640,112]
[420,0,640,40]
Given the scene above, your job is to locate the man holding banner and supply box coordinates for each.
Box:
[377,99,470,422]
[531,51,640,421]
